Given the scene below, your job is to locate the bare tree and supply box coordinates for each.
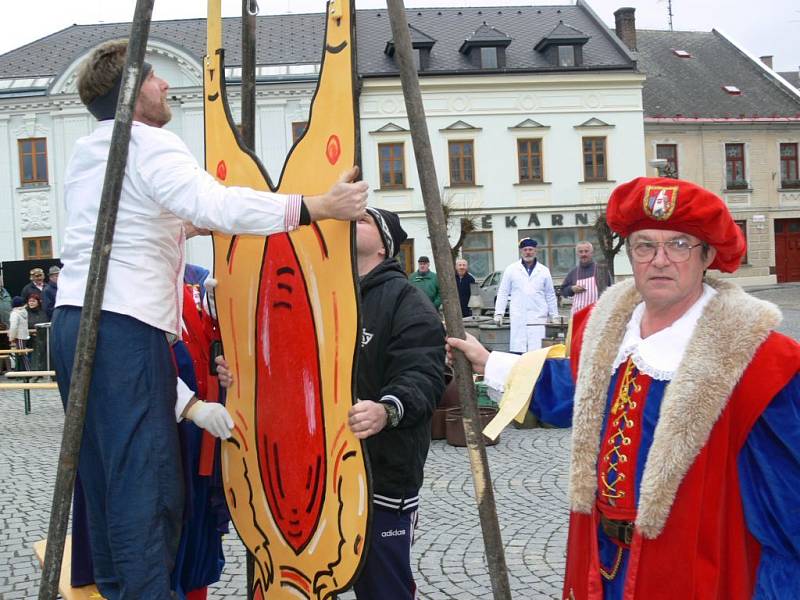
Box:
[441,190,478,264]
[594,211,625,292]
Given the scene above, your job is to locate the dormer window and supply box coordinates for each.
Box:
[480,47,498,69]
[558,46,575,67]
[534,21,589,68]
[459,22,512,70]
[385,24,436,72]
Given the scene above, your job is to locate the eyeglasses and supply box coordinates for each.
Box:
[630,239,703,263]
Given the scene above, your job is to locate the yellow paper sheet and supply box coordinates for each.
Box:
[482,344,566,440]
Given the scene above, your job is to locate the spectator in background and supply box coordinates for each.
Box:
[494,238,559,353]
[42,265,60,320]
[454,258,476,317]
[560,242,612,316]
[409,256,441,310]
[26,294,48,371]
[0,273,11,328]
[8,296,31,370]
[21,267,46,300]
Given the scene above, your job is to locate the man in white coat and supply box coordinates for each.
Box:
[494,238,559,353]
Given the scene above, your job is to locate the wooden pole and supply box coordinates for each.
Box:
[241,2,258,596]
[384,2,512,598]
[37,1,155,598]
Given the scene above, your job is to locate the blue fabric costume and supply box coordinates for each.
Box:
[597,370,800,599]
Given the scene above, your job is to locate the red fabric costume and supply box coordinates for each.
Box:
[563,304,800,600]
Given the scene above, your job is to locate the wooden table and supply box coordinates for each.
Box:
[2,370,57,414]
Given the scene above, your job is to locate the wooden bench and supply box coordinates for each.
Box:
[0,380,58,414]
[33,537,105,599]
[0,348,33,366]
[5,370,56,379]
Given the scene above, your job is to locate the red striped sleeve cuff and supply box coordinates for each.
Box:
[284,194,302,231]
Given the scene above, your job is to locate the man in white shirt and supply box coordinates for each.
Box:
[50,40,368,600]
[494,238,559,353]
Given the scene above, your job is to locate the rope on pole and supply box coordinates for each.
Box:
[37,1,156,597]
[384,2,512,598]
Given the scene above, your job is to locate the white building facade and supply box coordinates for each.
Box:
[0,4,645,287]
[360,71,645,279]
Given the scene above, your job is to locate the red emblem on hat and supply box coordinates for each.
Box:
[642,185,678,221]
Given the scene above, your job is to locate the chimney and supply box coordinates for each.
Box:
[759,55,773,69]
[614,7,637,51]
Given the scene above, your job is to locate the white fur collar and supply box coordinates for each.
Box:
[569,278,781,538]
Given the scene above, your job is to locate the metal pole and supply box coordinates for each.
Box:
[384,2,512,598]
[241,0,257,149]
[37,1,155,597]
[241,2,258,596]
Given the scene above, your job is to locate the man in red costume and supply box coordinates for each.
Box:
[449,177,800,599]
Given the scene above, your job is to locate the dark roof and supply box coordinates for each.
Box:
[0,16,324,79]
[462,22,512,46]
[0,5,634,82]
[534,20,590,52]
[358,6,632,75]
[384,24,436,57]
[778,70,800,90]
[636,29,800,119]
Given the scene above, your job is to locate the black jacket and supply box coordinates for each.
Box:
[358,259,445,505]
[455,272,476,317]
[42,282,58,320]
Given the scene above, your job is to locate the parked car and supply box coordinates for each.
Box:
[477,271,503,315]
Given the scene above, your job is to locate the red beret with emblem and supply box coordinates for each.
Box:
[606,177,746,273]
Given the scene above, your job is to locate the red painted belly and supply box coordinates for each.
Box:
[256,233,326,554]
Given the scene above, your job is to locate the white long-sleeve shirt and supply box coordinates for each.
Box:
[57,120,301,335]
[494,260,559,352]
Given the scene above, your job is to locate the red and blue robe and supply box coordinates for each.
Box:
[589,360,800,599]
[563,279,800,600]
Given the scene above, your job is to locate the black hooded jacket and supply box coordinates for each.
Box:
[358,259,445,505]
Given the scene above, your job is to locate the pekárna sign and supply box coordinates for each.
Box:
[477,211,599,230]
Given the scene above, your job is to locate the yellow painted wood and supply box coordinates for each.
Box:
[33,537,105,600]
[0,382,58,389]
[5,370,55,378]
[204,1,368,598]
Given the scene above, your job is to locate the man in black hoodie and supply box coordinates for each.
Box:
[348,207,446,600]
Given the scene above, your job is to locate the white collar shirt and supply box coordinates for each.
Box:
[611,283,718,380]
[57,120,300,335]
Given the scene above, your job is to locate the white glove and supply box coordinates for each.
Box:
[186,401,234,439]
[493,314,503,325]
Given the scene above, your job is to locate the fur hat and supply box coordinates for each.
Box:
[606,177,746,273]
[366,207,407,258]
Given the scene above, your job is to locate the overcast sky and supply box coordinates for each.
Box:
[2,0,798,72]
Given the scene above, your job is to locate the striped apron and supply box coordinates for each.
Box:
[570,269,599,315]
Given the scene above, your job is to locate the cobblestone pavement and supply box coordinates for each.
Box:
[1,285,797,600]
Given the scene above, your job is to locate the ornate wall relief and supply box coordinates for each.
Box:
[18,192,51,231]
